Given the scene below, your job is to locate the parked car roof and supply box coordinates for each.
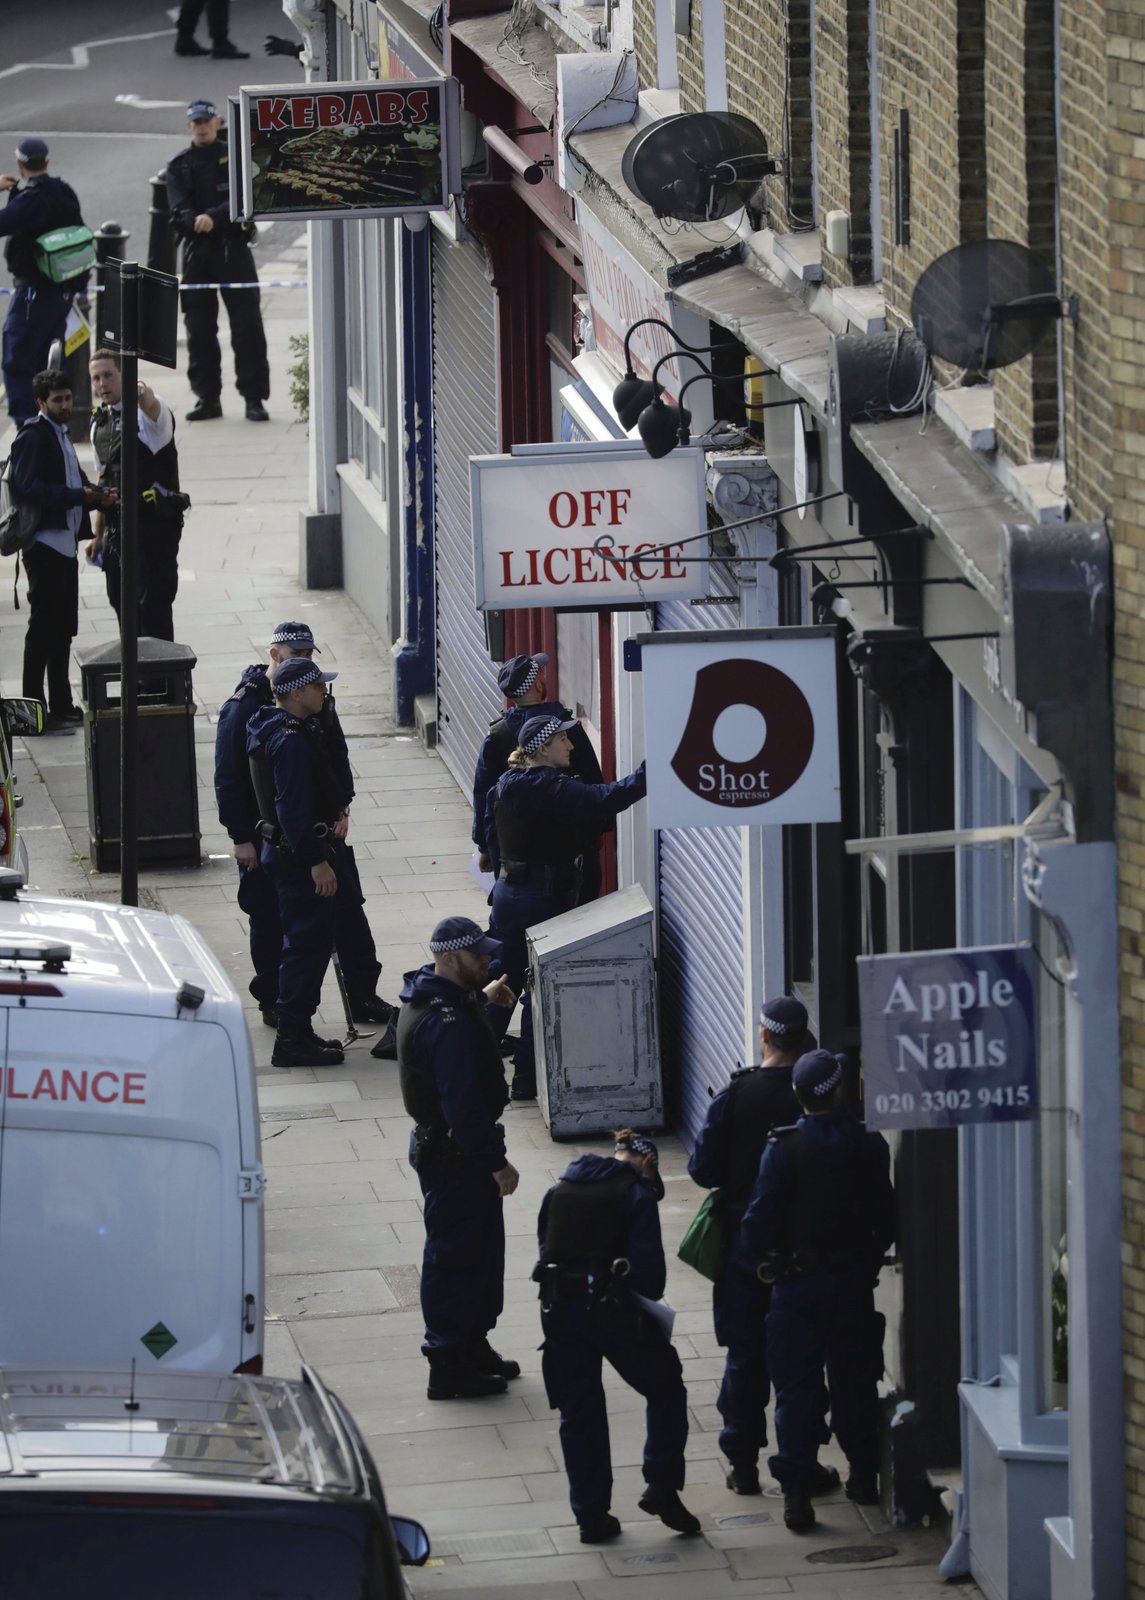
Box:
[0,1368,362,1497]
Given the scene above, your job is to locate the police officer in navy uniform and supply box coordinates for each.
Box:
[217,623,396,1048]
[739,1049,896,1533]
[398,916,521,1400]
[689,997,840,1499]
[535,1130,701,1544]
[486,714,646,1100]
[471,653,605,893]
[246,657,393,1069]
[165,100,270,423]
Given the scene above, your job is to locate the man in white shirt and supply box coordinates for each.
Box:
[9,368,116,729]
[87,348,187,641]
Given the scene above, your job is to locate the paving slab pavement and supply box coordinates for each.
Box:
[0,238,965,1597]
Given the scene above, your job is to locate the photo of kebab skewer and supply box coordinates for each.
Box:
[254,121,445,210]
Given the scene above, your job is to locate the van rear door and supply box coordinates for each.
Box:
[0,1007,246,1374]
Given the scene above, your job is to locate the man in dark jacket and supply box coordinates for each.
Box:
[536,1131,700,1543]
[0,138,88,424]
[688,996,838,1498]
[165,101,269,423]
[398,916,519,1399]
[216,621,396,1045]
[10,370,115,727]
[471,652,604,890]
[740,1049,896,1533]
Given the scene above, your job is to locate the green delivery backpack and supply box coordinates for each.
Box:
[35,223,97,285]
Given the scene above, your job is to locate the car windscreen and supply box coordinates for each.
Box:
[1,1499,398,1600]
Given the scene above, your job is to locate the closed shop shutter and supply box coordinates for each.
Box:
[655,568,747,1145]
[431,233,502,793]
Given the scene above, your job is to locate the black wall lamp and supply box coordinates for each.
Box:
[611,317,717,430]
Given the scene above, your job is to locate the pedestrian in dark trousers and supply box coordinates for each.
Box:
[9,370,116,728]
[689,996,839,1499]
[215,622,397,1048]
[86,348,184,642]
[165,101,269,423]
[739,1049,896,1533]
[246,658,391,1069]
[485,714,646,1100]
[471,652,605,899]
[0,138,88,424]
[397,917,520,1399]
[173,0,249,57]
[535,1130,701,1544]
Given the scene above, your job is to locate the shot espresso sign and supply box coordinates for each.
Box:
[858,944,1039,1130]
[238,79,461,220]
[471,447,708,610]
[638,629,841,828]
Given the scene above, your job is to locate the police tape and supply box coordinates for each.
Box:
[0,279,309,294]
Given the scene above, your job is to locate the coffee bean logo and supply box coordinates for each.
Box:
[669,658,816,807]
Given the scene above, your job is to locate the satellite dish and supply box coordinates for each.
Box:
[910,239,1063,372]
[622,113,779,222]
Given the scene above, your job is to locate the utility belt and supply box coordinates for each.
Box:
[410,1121,505,1172]
[498,858,582,897]
[755,1247,868,1284]
[255,818,337,865]
[105,485,192,531]
[533,1256,632,1313]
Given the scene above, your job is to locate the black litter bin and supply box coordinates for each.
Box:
[79,638,201,871]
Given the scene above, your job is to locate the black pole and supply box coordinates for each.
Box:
[94,222,128,348]
[119,263,140,908]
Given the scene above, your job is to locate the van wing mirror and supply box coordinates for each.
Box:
[3,697,46,737]
[390,1516,431,1566]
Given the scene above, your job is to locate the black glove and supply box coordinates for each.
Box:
[265,33,304,57]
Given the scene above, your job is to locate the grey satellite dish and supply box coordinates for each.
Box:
[621,112,780,222]
[910,239,1064,372]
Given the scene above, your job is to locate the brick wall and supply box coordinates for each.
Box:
[722,0,810,231]
[676,3,705,112]
[1108,4,1145,1589]
[632,0,658,89]
[815,0,873,285]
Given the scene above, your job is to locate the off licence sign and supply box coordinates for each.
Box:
[858,944,1038,1130]
[471,448,708,610]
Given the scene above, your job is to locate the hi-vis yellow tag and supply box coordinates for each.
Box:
[64,303,91,358]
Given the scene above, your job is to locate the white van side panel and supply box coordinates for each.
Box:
[0,1010,249,1374]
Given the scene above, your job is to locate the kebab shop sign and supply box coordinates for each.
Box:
[470,447,709,609]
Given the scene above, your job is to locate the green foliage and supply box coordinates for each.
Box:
[287,332,309,425]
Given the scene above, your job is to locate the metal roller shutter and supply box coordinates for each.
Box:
[431,234,502,792]
[655,566,747,1145]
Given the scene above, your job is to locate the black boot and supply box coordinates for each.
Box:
[351,995,397,1025]
[579,1512,621,1543]
[637,1486,701,1535]
[306,1024,343,1051]
[174,35,210,54]
[844,1469,879,1505]
[725,1462,761,1495]
[808,1460,842,1496]
[783,1484,816,1532]
[369,1021,398,1060]
[470,1338,520,1379]
[186,398,222,422]
[426,1356,508,1401]
[272,1026,344,1069]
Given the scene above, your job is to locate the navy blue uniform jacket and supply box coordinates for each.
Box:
[738,1112,895,1270]
[537,1153,667,1301]
[484,763,646,877]
[400,965,509,1172]
[10,416,93,538]
[471,701,604,852]
[245,704,340,867]
[0,175,87,288]
[216,667,353,848]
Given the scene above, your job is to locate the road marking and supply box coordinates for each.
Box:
[0,28,175,81]
[115,94,185,110]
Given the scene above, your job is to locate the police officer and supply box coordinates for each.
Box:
[165,100,270,423]
[486,714,646,1100]
[689,997,839,1498]
[398,916,520,1400]
[215,622,397,1048]
[0,137,89,424]
[535,1130,701,1544]
[739,1049,896,1533]
[87,347,186,641]
[246,657,392,1068]
[471,653,604,890]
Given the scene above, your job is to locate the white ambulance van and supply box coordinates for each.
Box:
[0,870,264,1375]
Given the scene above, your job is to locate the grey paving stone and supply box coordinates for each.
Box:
[267,1268,400,1319]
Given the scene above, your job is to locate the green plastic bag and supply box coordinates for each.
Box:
[677,1191,725,1282]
